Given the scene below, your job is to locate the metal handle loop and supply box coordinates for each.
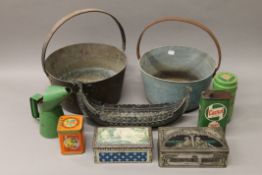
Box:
[41,8,126,76]
[136,16,221,75]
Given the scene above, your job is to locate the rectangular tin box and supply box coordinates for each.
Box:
[158,127,229,168]
[93,127,153,163]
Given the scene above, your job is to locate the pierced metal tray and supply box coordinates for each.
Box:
[76,83,189,127]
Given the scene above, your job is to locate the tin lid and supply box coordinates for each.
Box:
[93,127,153,149]
[213,72,238,90]
[57,115,83,133]
[158,127,229,153]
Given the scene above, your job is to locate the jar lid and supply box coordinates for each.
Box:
[57,115,83,133]
[213,72,238,89]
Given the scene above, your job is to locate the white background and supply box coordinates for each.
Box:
[0,0,261,174]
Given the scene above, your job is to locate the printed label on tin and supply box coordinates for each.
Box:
[96,127,150,145]
[98,152,148,162]
[221,73,232,81]
[63,135,80,151]
[205,103,227,128]
[63,118,79,128]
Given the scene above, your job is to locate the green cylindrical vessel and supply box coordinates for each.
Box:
[39,106,63,138]
[212,72,238,122]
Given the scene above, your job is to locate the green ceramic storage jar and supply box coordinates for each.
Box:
[212,72,238,122]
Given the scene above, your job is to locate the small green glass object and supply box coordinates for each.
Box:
[212,72,238,122]
[30,86,70,138]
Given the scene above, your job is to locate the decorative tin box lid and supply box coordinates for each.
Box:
[57,115,83,133]
[158,127,229,153]
[93,127,153,149]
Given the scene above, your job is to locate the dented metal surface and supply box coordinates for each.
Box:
[41,9,127,114]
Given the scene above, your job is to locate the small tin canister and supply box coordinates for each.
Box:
[158,127,229,168]
[213,72,238,122]
[57,115,85,155]
[198,90,232,129]
[93,127,153,163]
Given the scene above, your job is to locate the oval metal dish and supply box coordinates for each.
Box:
[76,83,189,127]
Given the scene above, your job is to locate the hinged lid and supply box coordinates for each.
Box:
[93,127,153,149]
[57,115,83,133]
[158,127,229,153]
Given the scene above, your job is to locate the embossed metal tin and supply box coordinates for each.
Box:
[158,127,229,167]
[93,127,153,163]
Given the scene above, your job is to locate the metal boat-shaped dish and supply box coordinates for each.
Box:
[76,83,189,127]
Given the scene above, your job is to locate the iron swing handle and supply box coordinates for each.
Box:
[41,8,126,77]
[136,16,222,76]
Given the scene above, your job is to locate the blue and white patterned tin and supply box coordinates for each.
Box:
[99,152,148,162]
[93,127,153,163]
